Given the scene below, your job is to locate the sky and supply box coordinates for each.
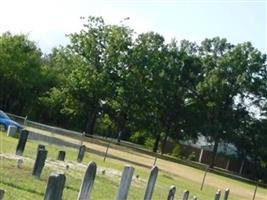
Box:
[0,0,266,54]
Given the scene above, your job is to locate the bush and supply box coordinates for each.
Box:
[95,114,112,137]
[171,144,182,158]
[129,131,147,144]
[144,137,155,149]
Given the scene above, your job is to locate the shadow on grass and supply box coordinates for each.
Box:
[28,132,154,170]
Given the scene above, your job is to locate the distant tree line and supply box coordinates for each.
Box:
[0,16,267,172]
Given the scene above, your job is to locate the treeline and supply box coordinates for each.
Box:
[0,16,267,170]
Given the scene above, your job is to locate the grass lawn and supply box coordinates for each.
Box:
[0,131,267,200]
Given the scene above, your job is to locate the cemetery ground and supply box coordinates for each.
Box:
[0,131,267,200]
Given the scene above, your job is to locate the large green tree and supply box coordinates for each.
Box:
[0,32,47,115]
[43,17,133,134]
[188,38,267,167]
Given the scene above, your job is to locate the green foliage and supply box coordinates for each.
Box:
[0,32,46,115]
[129,131,147,145]
[1,16,267,172]
[171,144,182,158]
[144,137,155,149]
[95,114,113,137]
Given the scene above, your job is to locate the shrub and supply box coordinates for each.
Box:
[144,137,155,149]
[171,144,182,158]
[129,131,146,145]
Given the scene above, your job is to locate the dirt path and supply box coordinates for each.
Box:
[26,127,267,200]
[86,141,267,200]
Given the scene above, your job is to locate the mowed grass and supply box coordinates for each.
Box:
[0,131,267,200]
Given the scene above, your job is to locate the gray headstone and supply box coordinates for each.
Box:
[17,158,23,168]
[38,144,46,151]
[144,166,158,200]
[77,145,86,163]
[214,189,221,200]
[32,149,47,178]
[16,130,29,156]
[57,151,65,161]
[223,188,230,200]
[182,190,189,200]
[77,161,97,200]
[7,125,17,137]
[192,196,198,200]
[116,165,134,200]
[167,185,176,200]
[0,189,5,200]
[44,173,66,200]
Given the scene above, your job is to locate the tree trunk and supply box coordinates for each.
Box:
[85,111,97,135]
[116,112,127,143]
[209,139,219,168]
[161,122,172,155]
[153,134,161,153]
[161,132,169,155]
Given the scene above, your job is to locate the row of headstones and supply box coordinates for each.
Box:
[2,130,230,200]
[13,130,86,179]
[42,163,230,200]
[15,130,84,158]
[0,130,86,200]
[31,144,86,178]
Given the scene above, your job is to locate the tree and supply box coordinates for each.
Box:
[42,17,133,134]
[0,32,46,115]
[188,38,267,168]
[118,34,200,152]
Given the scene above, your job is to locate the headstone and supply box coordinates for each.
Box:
[182,190,189,200]
[144,166,158,200]
[7,125,17,137]
[116,165,134,200]
[32,149,47,178]
[77,161,97,200]
[17,159,23,168]
[214,189,221,200]
[38,144,45,151]
[44,173,66,200]
[223,188,230,200]
[0,189,4,200]
[167,185,176,200]
[57,151,65,161]
[101,169,106,175]
[16,130,29,156]
[77,145,86,163]
[192,196,198,200]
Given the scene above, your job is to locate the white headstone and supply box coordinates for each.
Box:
[214,189,221,200]
[182,190,189,200]
[116,165,134,200]
[144,166,158,200]
[223,188,230,200]
[167,185,176,200]
[77,161,97,200]
[44,173,66,200]
[7,125,17,137]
